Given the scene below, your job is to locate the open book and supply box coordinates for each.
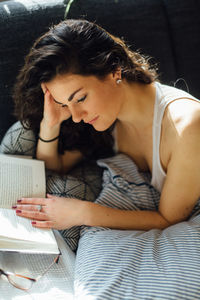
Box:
[0,154,59,254]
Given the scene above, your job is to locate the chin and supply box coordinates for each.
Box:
[92,119,115,132]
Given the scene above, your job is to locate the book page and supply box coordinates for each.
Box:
[0,231,75,300]
[0,208,59,254]
[0,154,45,208]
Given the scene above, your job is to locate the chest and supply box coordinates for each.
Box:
[115,120,170,173]
[116,123,153,172]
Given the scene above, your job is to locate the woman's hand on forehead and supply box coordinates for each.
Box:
[41,83,71,128]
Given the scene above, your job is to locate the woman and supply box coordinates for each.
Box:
[12,19,200,231]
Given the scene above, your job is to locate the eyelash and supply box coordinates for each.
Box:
[60,95,87,108]
[77,95,87,103]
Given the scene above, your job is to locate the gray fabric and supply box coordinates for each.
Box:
[0,121,103,251]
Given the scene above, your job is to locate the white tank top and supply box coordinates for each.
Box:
[112,82,199,192]
[151,82,199,192]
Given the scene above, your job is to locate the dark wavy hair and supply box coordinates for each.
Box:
[13,19,158,158]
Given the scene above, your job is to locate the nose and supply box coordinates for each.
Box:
[70,106,86,123]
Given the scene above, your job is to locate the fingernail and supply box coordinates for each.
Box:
[31,221,36,225]
[16,210,22,213]
[12,205,17,209]
[17,199,22,203]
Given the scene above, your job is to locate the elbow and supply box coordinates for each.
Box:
[36,154,63,173]
[159,221,172,230]
[158,211,182,229]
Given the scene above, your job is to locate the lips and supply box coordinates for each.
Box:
[87,116,99,124]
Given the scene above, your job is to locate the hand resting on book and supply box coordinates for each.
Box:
[12,194,87,230]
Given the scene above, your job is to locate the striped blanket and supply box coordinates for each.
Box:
[74,154,200,300]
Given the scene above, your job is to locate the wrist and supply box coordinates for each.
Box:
[39,119,61,140]
[81,201,94,226]
[40,119,61,131]
[81,201,107,227]
[38,135,59,143]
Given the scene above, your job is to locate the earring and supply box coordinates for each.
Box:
[116,79,122,84]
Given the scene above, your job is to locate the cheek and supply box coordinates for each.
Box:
[102,96,120,116]
[89,88,119,115]
[87,98,104,113]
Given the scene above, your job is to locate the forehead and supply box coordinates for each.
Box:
[46,73,85,90]
[46,74,99,101]
[48,73,106,89]
[45,73,87,102]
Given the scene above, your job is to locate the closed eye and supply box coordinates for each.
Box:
[53,99,68,108]
[77,95,87,103]
[53,94,87,107]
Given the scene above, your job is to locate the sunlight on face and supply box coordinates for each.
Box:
[45,73,123,131]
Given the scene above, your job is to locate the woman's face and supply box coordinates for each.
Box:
[45,72,123,131]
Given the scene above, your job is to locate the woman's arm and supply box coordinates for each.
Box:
[37,85,83,172]
[14,121,200,230]
[14,130,200,230]
[158,114,200,225]
[14,196,170,230]
[37,119,83,172]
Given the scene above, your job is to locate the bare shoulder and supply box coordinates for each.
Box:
[162,99,200,142]
[160,98,200,171]
[167,98,200,134]
[166,99,200,167]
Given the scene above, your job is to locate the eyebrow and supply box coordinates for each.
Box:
[68,88,83,101]
[53,88,83,106]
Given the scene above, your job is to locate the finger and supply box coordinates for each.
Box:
[31,220,54,229]
[46,193,60,200]
[47,193,54,198]
[43,90,55,111]
[44,90,52,104]
[17,198,47,205]
[12,204,45,211]
[41,83,47,94]
[16,209,48,221]
[60,107,72,120]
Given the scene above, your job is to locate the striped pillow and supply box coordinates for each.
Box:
[74,154,200,299]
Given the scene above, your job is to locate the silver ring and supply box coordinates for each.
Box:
[37,204,42,212]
